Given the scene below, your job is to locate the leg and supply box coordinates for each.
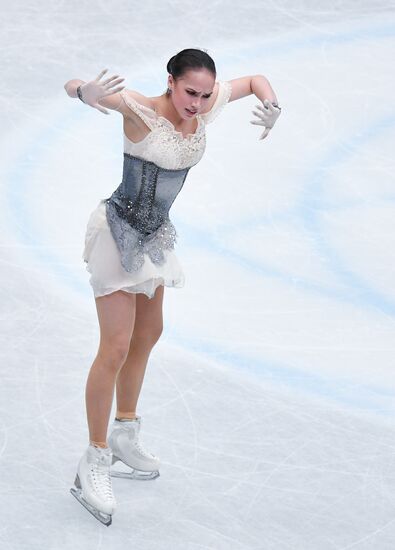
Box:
[85,290,136,447]
[71,290,135,524]
[115,284,164,418]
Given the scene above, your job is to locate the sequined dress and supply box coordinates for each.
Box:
[82,80,232,299]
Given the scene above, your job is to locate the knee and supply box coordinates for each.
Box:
[97,335,131,371]
[132,323,163,348]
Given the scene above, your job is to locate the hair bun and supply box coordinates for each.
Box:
[167,54,177,74]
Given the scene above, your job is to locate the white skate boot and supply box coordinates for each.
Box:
[108,415,160,481]
[70,444,117,526]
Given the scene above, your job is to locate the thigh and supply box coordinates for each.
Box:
[95,290,137,344]
[133,284,164,338]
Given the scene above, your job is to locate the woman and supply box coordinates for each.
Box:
[64,48,281,525]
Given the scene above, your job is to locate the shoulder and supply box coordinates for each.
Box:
[199,82,220,115]
[118,89,157,131]
[199,81,232,124]
[96,88,154,116]
[122,89,156,111]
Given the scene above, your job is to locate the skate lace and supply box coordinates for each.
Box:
[90,457,114,501]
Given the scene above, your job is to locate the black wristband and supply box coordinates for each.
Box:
[76,85,85,103]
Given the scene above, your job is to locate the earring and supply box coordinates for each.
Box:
[166,87,172,95]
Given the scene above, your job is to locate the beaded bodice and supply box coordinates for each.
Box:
[104,81,232,272]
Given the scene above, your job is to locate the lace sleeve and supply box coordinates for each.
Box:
[199,81,232,125]
[118,90,157,130]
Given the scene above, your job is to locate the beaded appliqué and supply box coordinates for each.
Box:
[105,154,190,273]
[120,89,207,170]
[106,197,178,272]
[150,117,206,169]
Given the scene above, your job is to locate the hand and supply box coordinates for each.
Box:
[250,99,281,140]
[79,69,125,114]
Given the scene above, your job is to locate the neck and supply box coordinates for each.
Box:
[156,94,184,126]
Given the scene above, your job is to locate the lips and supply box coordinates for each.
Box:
[186,108,197,114]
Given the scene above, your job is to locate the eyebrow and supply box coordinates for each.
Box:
[186,88,213,96]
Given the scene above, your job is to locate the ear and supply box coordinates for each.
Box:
[167,75,174,89]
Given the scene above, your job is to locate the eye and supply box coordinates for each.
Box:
[187,90,211,98]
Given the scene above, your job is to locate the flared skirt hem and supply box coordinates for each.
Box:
[82,200,185,300]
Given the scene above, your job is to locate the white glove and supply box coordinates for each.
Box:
[79,69,125,114]
[250,99,281,140]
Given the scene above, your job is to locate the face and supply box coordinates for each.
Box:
[168,68,216,119]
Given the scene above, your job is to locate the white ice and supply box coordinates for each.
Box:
[1,1,395,548]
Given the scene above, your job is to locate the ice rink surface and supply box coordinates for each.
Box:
[1,1,395,548]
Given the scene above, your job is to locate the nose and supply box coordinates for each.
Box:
[191,99,201,110]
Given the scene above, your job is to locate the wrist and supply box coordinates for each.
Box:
[76,84,85,103]
[263,98,281,110]
[64,79,86,99]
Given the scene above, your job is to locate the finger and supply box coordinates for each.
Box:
[265,102,277,114]
[94,103,110,115]
[103,75,123,86]
[102,74,117,85]
[106,77,125,89]
[95,68,108,82]
[253,115,269,125]
[252,111,271,120]
[250,120,264,126]
[256,102,270,111]
[104,86,125,96]
[260,127,270,139]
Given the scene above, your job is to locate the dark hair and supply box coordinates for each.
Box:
[166,48,216,80]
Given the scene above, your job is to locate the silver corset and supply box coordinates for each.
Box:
[105,153,190,272]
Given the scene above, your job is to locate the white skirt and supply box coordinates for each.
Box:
[82,200,185,299]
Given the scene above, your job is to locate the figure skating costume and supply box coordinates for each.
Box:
[82,80,232,299]
[72,81,232,525]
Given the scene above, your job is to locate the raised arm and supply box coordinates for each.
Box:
[227,74,281,140]
[64,69,126,115]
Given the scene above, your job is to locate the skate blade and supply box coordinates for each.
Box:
[111,468,160,481]
[70,487,112,526]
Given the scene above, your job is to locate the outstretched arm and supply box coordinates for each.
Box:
[64,69,125,115]
[228,74,281,140]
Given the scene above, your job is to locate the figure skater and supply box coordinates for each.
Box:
[64,47,281,525]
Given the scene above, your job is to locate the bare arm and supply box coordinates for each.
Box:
[251,74,278,105]
[228,74,279,105]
